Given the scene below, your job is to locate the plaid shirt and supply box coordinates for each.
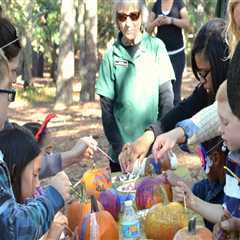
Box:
[0,151,64,240]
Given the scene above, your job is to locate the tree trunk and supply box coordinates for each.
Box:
[55,0,75,108]
[80,0,97,101]
[77,0,87,101]
[215,0,228,19]
[32,50,44,78]
[22,0,33,88]
[195,1,205,31]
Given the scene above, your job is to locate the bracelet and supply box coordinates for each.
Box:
[171,17,174,25]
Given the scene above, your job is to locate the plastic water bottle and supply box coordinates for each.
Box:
[120,200,140,239]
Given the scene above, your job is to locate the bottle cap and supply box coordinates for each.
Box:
[124,200,133,206]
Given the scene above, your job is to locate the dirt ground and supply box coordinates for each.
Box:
[9,67,205,185]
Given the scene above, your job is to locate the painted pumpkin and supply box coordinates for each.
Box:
[99,188,121,220]
[76,196,119,240]
[67,198,103,232]
[173,217,213,240]
[135,175,172,210]
[144,186,187,240]
[81,167,112,199]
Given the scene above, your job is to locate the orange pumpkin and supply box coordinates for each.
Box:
[144,186,187,240]
[81,167,112,199]
[173,217,213,240]
[67,199,103,231]
[76,196,119,240]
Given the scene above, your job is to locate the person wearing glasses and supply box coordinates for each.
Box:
[0,17,97,178]
[95,0,175,172]
[147,0,190,106]
[0,17,96,239]
[119,19,229,172]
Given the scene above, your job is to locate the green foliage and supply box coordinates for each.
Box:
[97,1,115,49]
[17,85,55,106]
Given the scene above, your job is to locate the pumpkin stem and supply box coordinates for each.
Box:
[159,185,169,205]
[188,217,196,235]
[91,195,99,213]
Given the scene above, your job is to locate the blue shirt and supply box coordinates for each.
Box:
[0,151,64,239]
[223,151,240,218]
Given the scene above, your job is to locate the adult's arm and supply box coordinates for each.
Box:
[150,84,208,138]
[0,160,64,239]
[100,96,123,156]
[158,80,174,118]
[147,2,190,34]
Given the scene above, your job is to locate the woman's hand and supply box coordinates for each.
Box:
[152,127,185,162]
[157,15,172,26]
[119,131,154,172]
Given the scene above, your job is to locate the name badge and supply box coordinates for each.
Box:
[114,59,128,67]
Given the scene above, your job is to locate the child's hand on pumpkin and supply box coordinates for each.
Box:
[165,170,183,186]
[49,171,71,202]
[174,181,193,208]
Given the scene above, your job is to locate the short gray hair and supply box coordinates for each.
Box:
[113,0,149,29]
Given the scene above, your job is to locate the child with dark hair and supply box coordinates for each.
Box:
[192,136,228,230]
[0,124,69,239]
[175,41,240,238]
[23,113,56,153]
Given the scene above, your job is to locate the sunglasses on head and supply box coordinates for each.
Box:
[0,88,16,102]
[116,11,140,22]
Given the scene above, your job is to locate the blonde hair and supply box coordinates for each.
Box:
[216,80,228,103]
[0,49,10,83]
[226,0,240,57]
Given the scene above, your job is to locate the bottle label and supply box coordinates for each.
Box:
[121,221,140,238]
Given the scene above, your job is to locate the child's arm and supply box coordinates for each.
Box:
[0,161,64,239]
[40,136,97,179]
[61,136,97,169]
[175,181,224,224]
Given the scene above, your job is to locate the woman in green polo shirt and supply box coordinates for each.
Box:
[96,0,175,172]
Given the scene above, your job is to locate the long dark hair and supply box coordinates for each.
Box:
[191,18,229,100]
[0,17,21,61]
[0,126,40,202]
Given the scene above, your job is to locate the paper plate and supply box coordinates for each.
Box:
[116,180,136,193]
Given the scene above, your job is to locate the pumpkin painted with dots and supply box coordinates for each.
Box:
[81,167,112,199]
[76,196,119,240]
[144,186,187,240]
[99,188,121,220]
[135,175,172,210]
[173,217,213,240]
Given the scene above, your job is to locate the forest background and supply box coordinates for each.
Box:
[1,0,226,106]
[1,0,227,182]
